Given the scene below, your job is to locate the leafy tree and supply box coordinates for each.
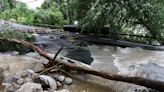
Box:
[76,0,164,42]
[0,0,16,12]
[34,0,67,26]
[0,2,34,24]
[41,0,77,24]
[0,0,67,26]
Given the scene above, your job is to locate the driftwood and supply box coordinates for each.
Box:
[1,38,164,91]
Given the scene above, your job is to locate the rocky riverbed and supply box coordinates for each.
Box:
[0,51,114,92]
[0,47,161,92]
[0,22,163,92]
[3,69,73,92]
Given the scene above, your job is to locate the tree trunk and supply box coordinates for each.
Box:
[0,38,164,91]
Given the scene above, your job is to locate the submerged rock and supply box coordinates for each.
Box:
[12,75,22,82]
[6,51,19,56]
[34,64,44,72]
[16,70,29,78]
[25,52,39,58]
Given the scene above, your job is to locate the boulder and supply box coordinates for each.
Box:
[37,75,57,91]
[16,82,43,92]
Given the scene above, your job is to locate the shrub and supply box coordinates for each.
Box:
[0,31,35,54]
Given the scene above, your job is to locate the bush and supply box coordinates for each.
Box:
[0,1,67,26]
[0,31,35,54]
[34,8,67,26]
[76,0,164,43]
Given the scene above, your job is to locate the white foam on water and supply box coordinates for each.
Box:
[113,47,164,82]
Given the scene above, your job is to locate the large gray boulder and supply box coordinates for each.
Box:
[16,82,43,92]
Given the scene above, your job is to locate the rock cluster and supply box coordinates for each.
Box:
[2,69,73,92]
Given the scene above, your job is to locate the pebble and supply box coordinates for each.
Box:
[57,75,65,82]
[64,77,73,85]
[17,78,24,85]
[27,69,38,78]
[27,70,35,76]
[56,81,62,87]
[12,75,22,81]
[52,74,59,79]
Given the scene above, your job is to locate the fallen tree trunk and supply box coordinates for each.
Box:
[79,35,164,51]
[1,38,164,91]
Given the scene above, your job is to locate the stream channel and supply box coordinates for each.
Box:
[0,31,164,92]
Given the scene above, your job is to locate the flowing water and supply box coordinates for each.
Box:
[0,32,164,92]
[113,47,164,81]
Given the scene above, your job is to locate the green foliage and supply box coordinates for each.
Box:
[0,0,67,26]
[76,0,164,43]
[0,31,34,41]
[34,0,67,26]
[0,31,34,54]
[0,2,34,24]
[0,0,14,11]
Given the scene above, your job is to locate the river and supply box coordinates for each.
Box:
[0,31,164,92]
